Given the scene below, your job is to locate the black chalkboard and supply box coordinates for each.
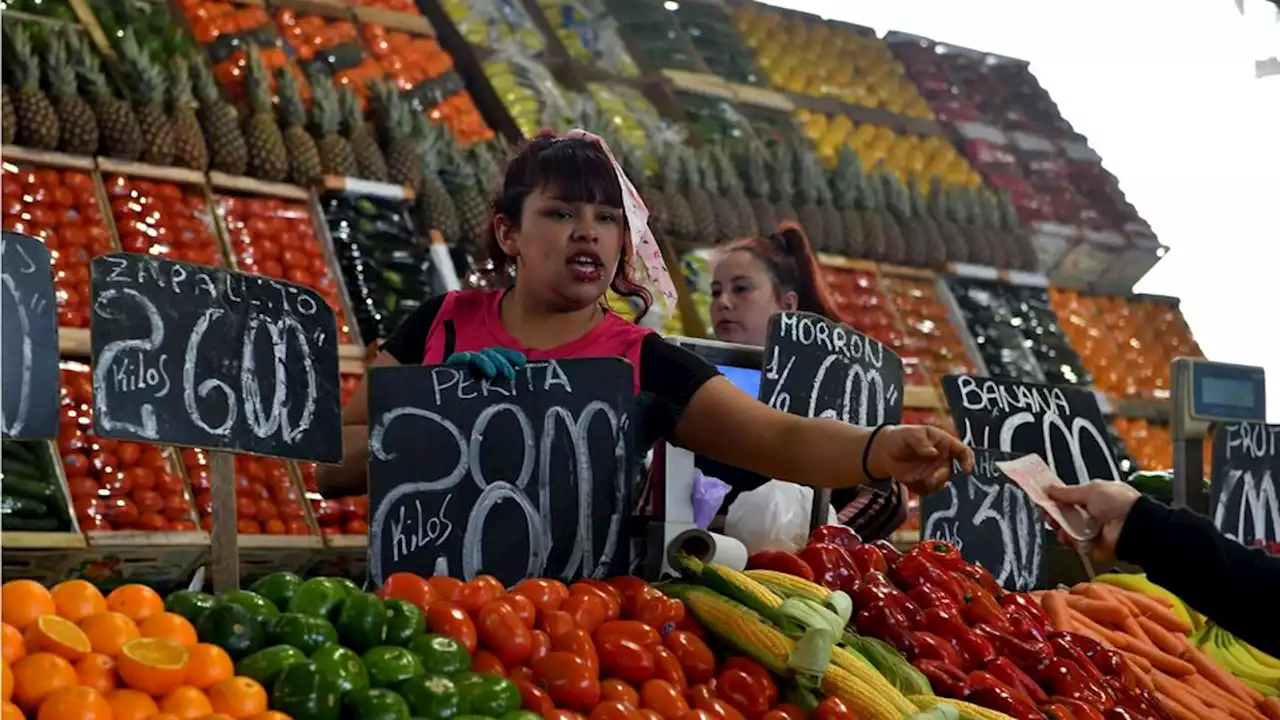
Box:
[759,312,905,426]
[366,359,634,587]
[1211,422,1280,546]
[88,253,342,463]
[1,232,60,440]
[942,375,1121,487]
[920,448,1048,591]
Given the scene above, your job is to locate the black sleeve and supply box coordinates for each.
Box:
[1117,495,1280,657]
[380,294,447,365]
[636,335,720,446]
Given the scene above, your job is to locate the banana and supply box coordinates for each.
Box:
[1239,676,1280,697]
[1201,626,1280,693]
[1242,640,1280,671]
[1093,573,1195,630]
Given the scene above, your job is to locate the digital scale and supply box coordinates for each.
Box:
[1170,357,1267,513]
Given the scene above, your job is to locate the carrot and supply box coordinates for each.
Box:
[1115,587,1194,634]
[1153,671,1230,719]
[1187,644,1262,704]
[1261,697,1280,720]
[1096,583,1146,616]
[1073,583,1121,605]
[1068,621,1109,646]
[1069,609,1131,648]
[1121,614,1152,643]
[1155,690,1203,720]
[1137,615,1191,659]
[1125,657,1155,692]
[1185,674,1268,720]
[1064,594,1130,624]
[1123,636,1197,676]
[1120,649,1153,673]
[1041,589,1072,631]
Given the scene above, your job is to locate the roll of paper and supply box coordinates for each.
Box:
[664,525,749,572]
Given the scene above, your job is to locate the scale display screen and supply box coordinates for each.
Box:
[718,365,761,399]
[1191,361,1266,423]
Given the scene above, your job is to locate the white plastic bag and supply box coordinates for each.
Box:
[723,481,837,554]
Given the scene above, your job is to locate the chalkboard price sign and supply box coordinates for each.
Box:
[1211,422,1280,546]
[921,448,1047,591]
[89,253,342,462]
[942,375,1121,487]
[760,312,904,427]
[1,231,60,440]
[367,359,634,588]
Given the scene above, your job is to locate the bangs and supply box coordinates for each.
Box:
[529,138,623,209]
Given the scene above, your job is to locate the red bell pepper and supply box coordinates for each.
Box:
[808,524,861,553]
[1105,678,1166,720]
[798,543,859,592]
[908,583,960,614]
[1048,697,1106,720]
[972,623,1053,673]
[848,544,888,576]
[850,570,897,606]
[1066,633,1123,680]
[960,585,1014,633]
[1004,603,1049,644]
[891,553,964,602]
[912,659,970,699]
[917,540,968,573]
[1038,657,1113,709]
[1000,591,1052,629]
[1142,689,1179,720]
[911,631,965,667]
[1048,633,1107,686]
[745,551,815,581]
[966,670,1045,720]
[985,657,1048,705]
[870,539,903,567]
[921,607,995,670]
[855,602,918,658]
[1102,708,1142,720]
[951,564,1005,599]
[1039,702,1079,720]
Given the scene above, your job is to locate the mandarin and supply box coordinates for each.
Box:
[139,613,198,648]
[159,685,214,719]
[48,581,106,623]
[206,677,267,718]
[117,638,188,696]
[78,612,139,657]
[22,617,90,661]
[105,585,164,623]
[104,688,159,720]
[0,662,9,703]
[184,644,234,689]
[1,702,19,720]
[73,653,118,694]
[0,625,24,666]
[0,583,55,631]
[9,653,76,711]
[34,685,111,720]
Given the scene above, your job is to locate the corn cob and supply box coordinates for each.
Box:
[820,664,908,720]
[830,647,918,715]
[746,570,831,602]
[844,634,932,696]
[700,563,785,615]
[908,695,1016,720]
[683,587,795,676]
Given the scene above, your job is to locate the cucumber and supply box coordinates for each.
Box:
[1,516,60,531]
[0,457,43,479]
[1,440,38,465]
[2,493,49,518]
[2,477,56,503]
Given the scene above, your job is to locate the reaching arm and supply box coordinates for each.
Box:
[317,352,401,498]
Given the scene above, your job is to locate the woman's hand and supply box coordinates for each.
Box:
[1045,481,1141,563]
[445,347,527,381]
[866,425,974,495]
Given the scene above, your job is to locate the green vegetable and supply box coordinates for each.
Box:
[383,599,425,647]
[221,590,281,624]
[250,572,304,611]
[363,646,425,689]
[269,613,340,655]
[289,578,346,620]
[196,603,266,661]
[0,517,60,531]
[237,645,309,686]
[458,675,519,717]
[335,593,387,653]
[165,590,217,624]
[409,634,470,676]
[2,476,55,503]
[345,687,411,720]
[398,674,461,720]
[1,493,48,518]
[272,660,342,720]
[312,643,370,695]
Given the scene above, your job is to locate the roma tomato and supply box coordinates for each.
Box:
[541,609,577,638]
[429,576,464,602]
[509,666,535,684]
[607,576,652,604]
[694,698,746,720]
[641,711,666,720]
[426,601,478,653]
[641,679,690,720]
[533,652,601,711]
[472,649,506,676]
[599,637,656,685]
[652,646,688,692]
[678,712,717,720]
[573,582,621,620]
[595,620,662,648]
[502,593,537,629]
[720,659,776,706]
[666,631,716,684]
[563,591,609,634]
[761,705,806,720]
[546,712,588,720]
[601,678,640,707]
[478,599,534,666]
[530,629,552,662]
[634,596,685,635]
[624,586,664,619]
[513,578,569,614]
[377,572,436,613]
[457,575,505,613]
[551,627,599,675]
[685,684,716,707]
[715,669,769,720]
[812,698,854,720]
[512,677,555,715]
[590,700,644,720]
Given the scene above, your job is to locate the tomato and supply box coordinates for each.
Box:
[472,648,506,676]
[678,712,718,720]
[641,679,690,720]
[811,698,854,720]
[651,647,688,692]
[133,489,164,515]
[501,593,537,629]
[694,698,745,720]
[573,584,621,621]
[602,678,640,707]
[509,665,534,684]
[607,576,652,603]
[457,576,504,613]
[575,579,623,605]
[546,711,588,720]
[512,578,569,614]
[511,677,554,715]
[530,629,552,662]
[665,631,716,684]
[595,620,662,648]
[425,601,478,653]
[591,700,644,720]
[478,599,534,666]
[428,575,464,602]
[599,637,655,685]
[685,684,716,707]
[532,652,601,711]
[563,591,608,634]
[634,596,685,636]
[719,659,775,706]
[673,615,707,640]
[551,628,599,675]
[714,670,769,720]
[761,705,805,720]
[540,610,577,638]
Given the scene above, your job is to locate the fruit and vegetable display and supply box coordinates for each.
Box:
[669,2,763,87]
[796,114,981,190]
[441,0,548,56]
[105,175,223,267]
[733,5,932,120]
[538,0,641,77]
[179,450,316,537]
[482,54,577,141]
[605,0,706,74]
[275,10,382,88]
[1111,419,1212,478]
[2,440,73,533]
[1050,291,1200,401]
[350,0,425,14]
[585,83,662,162]
[58,363,200,534]
[177,0,301,103]
[819,265,900,343]
[879,275,978,387]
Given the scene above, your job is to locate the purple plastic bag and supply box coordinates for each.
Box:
[691,469,732,530]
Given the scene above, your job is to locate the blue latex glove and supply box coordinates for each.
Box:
[445,347,527,381]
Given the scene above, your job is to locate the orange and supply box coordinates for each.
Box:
[151,715,184,720]
[184,645,234,689]
[0,624,24,665]
[206,677,267,718]
[1,662,10,703]
[21,617,90,661]
[78,612,139,657]
[33,685,111,720]
[245,713,291,720]
[159,686,214,719]
[105,585,164,623]
[9,653,76,711]
[47,581,106,623]
[73,653,118,694]
[139,613,198,648]
[117,637,188,697]
[104,688,159,720]
[1,582,55,631]
[1,701,20,720]
[196,715,236,720]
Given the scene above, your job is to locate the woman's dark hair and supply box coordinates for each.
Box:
[721,223,841,320]
[484,132,652,313]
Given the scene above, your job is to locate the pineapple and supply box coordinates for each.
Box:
[117,29,174,166]
[275,68,321,186]
[4,23,59,150]
[875,170,906,265]
[998,190,1038,271]
[713,145,754,240]
[440,135,489,246]
[955,188,993,266]
[854,167,886,261]
[67,32,142,161]
[3,85,16,145]
[242,45,288,182]
[698,148,737,243]
[886,173,924,267]
[190,51,247,175]
[308,70,358,178]
[771,141,799,228]
[810,151,842,255]
[977,190,1009,268]
[658,144,694,244]
[741,144,777,236]
[44,30,98,155]
[910,178,947,268]
[369,80,421,192]
[680,147,716,244]
[791,140,825,248]
[167,55,207,171]
[339,85,388,182]
[831,149,864,257]
[409,113,462,244]
[928,178,966,264]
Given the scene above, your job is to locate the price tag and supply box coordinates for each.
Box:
[1211,423,1280,546]
[1,232,60,440]
[366,359,635,587]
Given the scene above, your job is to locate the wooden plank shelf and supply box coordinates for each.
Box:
[662,69,738,103]
[96,157,206,185]
[352,5,433,34]
[2,145,96,170]
[816,253,877,272]
[320,175,415,201]
[1,532,87,550]
[208,171,310,201]
[85,530,210,547]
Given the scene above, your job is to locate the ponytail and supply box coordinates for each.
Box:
[721,224,842,322]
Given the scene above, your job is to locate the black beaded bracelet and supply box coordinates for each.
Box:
[861,423,895,483]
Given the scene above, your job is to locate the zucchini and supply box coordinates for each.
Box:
[1,516,60,531]
[1,476,56,503]
[1,493,49,518]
